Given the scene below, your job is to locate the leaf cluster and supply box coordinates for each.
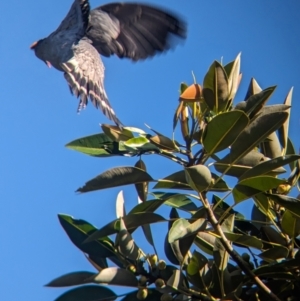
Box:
[48,54,300,301]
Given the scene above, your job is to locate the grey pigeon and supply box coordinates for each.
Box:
[30,0,186,127]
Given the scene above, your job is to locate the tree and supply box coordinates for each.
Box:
[45,54,300,301]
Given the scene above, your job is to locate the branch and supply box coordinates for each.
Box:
[199,193,282,301]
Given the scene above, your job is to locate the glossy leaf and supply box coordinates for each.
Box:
[66,133,116,157]
[281,210,300,237]
[152,192,197,212]
[226,53,241,101]
[134,159,148,202]
[45,271,96,287]
[214,215,234,271]
[149,135,178,151]
[203,61,229,112]
[260,131,282,159]
[121,289,162,301]
[84,212,166,243]
[244,77,262,100]
[54,285,117,301]
[266,194,300,218]
[77,167,153,193]
[233,176,286,203]
[116,218,141,260]
[203,110,249,154]
[278,87,293,152]
[187,250,208,275]
[101,124,134,142]
[224,232,263,249]
[153,170,191,190]
[229,111,289,163]
[93,267,138,287]
[194,232,215,255]
[168,218,207,243]
[215,150,284,178]
[258,246,289,262]
[240,154,300,180]
[116,191,125,218]
[58,214,116,259]
[235,86,276,118]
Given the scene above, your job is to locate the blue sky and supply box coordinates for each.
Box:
[1,1,300,300]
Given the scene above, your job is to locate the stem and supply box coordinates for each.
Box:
[198,192,282,301]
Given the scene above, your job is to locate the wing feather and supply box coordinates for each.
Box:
[87,3,186,60]
[61,40,123,127]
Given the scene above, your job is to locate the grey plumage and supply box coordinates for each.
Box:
[31,0,186,127]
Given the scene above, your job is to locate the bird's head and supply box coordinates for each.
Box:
[30,39,52,68]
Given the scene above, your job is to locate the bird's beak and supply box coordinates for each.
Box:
[30,41,38,49]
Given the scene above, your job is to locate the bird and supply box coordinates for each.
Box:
[30,0,186,128]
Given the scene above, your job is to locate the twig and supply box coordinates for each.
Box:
[198,192,282,301]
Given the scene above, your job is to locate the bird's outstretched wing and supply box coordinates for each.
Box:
[52,0,90,38]
[87,3,186,61]
[61,39,123,127]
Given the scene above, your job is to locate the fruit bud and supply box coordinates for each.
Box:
[157,260,166,270]
[139,275,148,286]
[148,254,158,268]
[155,278,165,289]
[137,288,148,300]
[126,264,136,273]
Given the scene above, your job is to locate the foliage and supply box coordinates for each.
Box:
[47,54,300,301]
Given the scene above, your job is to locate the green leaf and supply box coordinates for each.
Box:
[153,170,191,190]
[203,61,229,112]
[185,165,212,192]
[101,124,135,142]
[210,173,230,192]
[93,267,138,287]
[134,159,148,202]
[226,53,241,101]
[84,212,166,243]
[149,135,178,151]
[239,155,300,180]
[235,86,276,118]
[168,218,207,243]
[281,210,300,238]
[258,246,289,262]
[187,250,208,275]
[233,176,286,203]
[260,131,282,159]
[215,150,283,178]
[128,199,166,215]
[66,133,115,157]
[124,137,151,148]
[58,214,116,259]
[229,111,289,163]
[116,218,142,260]
[278,87,293,152]
[224,232,263,249]
[194,232,215,255]
[244,77,262,100]
[152,192,197,212]
[203,110,249,154]
[77,167,154,193]
[54,285,117,301]
[45,271,96,287]
[121,289,162,301]
[214,215,234,271]
[266,194,300,218]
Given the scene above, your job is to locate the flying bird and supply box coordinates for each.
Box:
[30,0,186,127]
